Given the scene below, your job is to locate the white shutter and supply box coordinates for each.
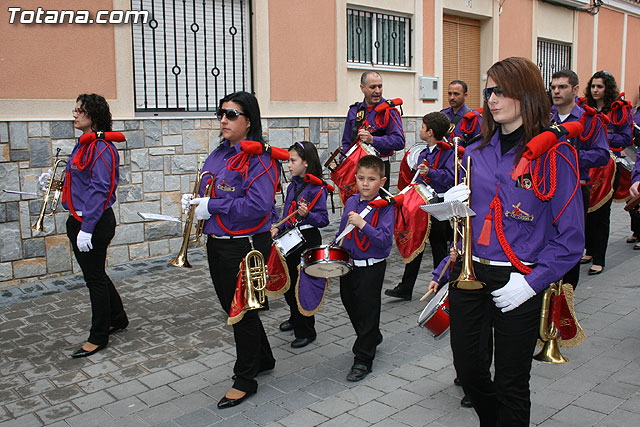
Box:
[131,0,250,113]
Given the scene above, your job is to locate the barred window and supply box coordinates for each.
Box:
[537,39,572,88]
[347,8,411,68]
[131,0,251,113]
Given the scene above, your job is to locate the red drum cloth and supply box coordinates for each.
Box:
[588,155,616,212]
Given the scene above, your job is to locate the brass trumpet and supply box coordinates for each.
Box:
[243,248,268,310]
[33,148,67,232]
[450,137,485,290]
[534,282,568,364]
[170,159,215,268]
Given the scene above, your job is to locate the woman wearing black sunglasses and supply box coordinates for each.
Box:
[439,57,584,425]
[184,91,279,409]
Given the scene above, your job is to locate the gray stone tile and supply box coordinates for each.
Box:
[317,412,372,427]
[599,408,640,426]
[573,390,624,414]
[277,408,328,427]
[137,384,181,406]
[102,396,148,418]
[551,404,606,425]
[173,408,220,427]
[0,413,43,427]
[302,378,348,399]
[65,408,115,427]
[348,400,397,423]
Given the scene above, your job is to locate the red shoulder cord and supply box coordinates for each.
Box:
[62,136,118,222]
[460,114,479,134]
[214,154,279,235]
[477,142,580,275]
[285,185,324,226]
[579,111,604,142]
[346,209,380,251]
[609,99,631,127]
[421,149,442,184]
[373,108,405,157]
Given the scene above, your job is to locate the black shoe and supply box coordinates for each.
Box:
[579,256,592,265]
[454,377,462,386]
[291,336,316,349]
[346,363,371,382]
[627,236,638,243]
[71,344,106,358]
[384,286,412,301]
[460,395,473,408]
[217,390,254,409]
[634,243,640,250]
[279,320,293,332]
[588,267,603,275]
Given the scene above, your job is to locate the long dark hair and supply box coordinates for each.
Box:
[218,91,264,142]
[288,141,323,178]
[76,94,112,132]
[585,70,619,113]
[479,57,550,164]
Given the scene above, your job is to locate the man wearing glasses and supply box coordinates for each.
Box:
[549,69,609,289]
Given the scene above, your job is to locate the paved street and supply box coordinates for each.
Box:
[1,207,639,426]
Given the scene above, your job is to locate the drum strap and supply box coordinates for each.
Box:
[351,104,369,143]
[347,209,380,251]
[451,114,463,126]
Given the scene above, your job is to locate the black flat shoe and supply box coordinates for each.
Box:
[71,344,106,358]
[279,320,293,332]
[291,336,316,349]
[588,267,603,275]
[579,256,592,265]
[384,286,412,301]
[461,395,473,408]
[454,377,462,386]
[346,363,371,382]
[634,244,640,250]
[627,236,638,243]
[217,390,254,409]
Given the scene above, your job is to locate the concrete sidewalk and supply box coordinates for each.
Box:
[1,207,639,426]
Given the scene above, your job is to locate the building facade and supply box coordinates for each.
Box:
[1,0,640,283]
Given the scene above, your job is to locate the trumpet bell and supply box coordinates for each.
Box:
[534,338,568,364]
[169,252,192,268]
[451,277,485,290]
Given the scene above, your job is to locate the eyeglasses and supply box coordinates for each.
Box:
[483,86,504,102]
[72,108,87,116]
[216,108,246,121]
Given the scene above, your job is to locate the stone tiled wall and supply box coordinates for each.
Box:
[0,116,421,284]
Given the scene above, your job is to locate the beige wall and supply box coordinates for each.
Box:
[576,12,595,87]
[268,0,337,102]
[0,0,134,119]
[624,15,640,103]
[499,0,533,60]
[596,8,624,78]
[536,1,574,43]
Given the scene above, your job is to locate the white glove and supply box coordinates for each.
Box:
[77,231,93,252]
[190,197,211,221]
[38,169,52,192]
[491,272,536,312]
[444,183,470,203]
[181,193,193,214]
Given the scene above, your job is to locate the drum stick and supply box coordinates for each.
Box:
[272,210,299,229]
[333,204,374,244]
[419,289,434,302]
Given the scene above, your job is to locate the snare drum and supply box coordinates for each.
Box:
[301,245,352,278]
[417,285,450,338]
[273,226,305,257]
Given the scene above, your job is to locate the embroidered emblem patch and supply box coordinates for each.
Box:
[505,202,534,222]
[395,230,412,245]
[356,110,365,121]
[217,179,236,192]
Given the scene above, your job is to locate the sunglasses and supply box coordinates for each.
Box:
[483,86,504,102]
[216,108,246,121]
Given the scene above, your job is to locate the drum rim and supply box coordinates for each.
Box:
[406,143,429,170]
[304,259,353,277]
[417,285,448,323]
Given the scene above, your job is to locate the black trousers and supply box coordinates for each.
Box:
[629,208,640,237]
[340,260,386,369]
[585,167,621,267]
[282,227,321,339]
[449,261,543,427]
[206,231,275,394]
[562,185,589,288]
[66,208,127,347]
[383,160,391,191]
[398,218,452,294]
